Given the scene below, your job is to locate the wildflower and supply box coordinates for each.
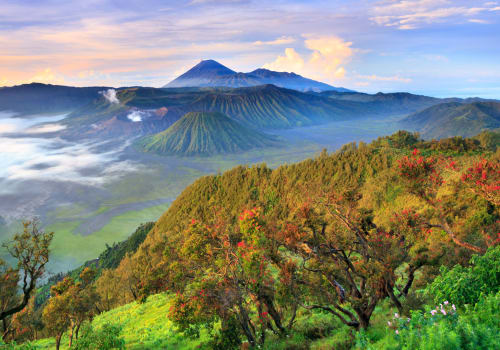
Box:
[407,318,410,322]
[452,304,456,311]
[387,321,392,326]
[395,330,399,335]
[430,310,437,316]
[444,301,449,305]
[394,313,399,318]
[441,309,446,315]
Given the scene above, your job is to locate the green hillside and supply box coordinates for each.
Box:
[137,111,280,156]
[402,101,500,139]
[26,294,210,350]
[2,132,499,350]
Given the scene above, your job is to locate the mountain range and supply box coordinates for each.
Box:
[137,111,279,156]
[402,101,500,139]
[2,63,500,150]
[164,59,353,92]
[0,83,105,115]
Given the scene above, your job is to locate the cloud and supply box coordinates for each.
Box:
[253,36,295,46]
[24,124,67,134]
[127,110,144,122]
[469,18,489,24]
[1,136,143,186]
[357,74,412,83]
[371,0,500,29]
[99,89,120,104]
[263,36,353,83]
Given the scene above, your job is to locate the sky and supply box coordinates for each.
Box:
[0,0,499,97]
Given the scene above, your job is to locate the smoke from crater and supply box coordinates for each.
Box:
[100,89,120,104]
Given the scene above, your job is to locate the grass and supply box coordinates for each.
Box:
[25,294,211,350]
[20,295,399,350]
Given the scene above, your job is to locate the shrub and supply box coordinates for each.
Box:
[357,292,500,349]
[426,246,500,307]
[73,323,125,350]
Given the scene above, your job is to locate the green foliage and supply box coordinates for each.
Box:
[73,323,125,350]
[205,317,242,350]
[426,246,500,306]
[358,292,500,349]
[474,130,500,151]
[0,339,38,349]
[97,222,154,269]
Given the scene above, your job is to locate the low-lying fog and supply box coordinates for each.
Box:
[0,112,144,221]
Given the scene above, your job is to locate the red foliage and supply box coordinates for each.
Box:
[461,159,500,205]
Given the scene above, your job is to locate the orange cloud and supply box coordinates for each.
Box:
[263,36,353,83]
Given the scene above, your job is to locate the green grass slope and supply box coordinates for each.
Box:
[137,111,280,156]
[27,294,210,350]
[402,101,500,139]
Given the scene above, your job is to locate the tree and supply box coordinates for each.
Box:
[43,268,100,349]
[398,149,499,253]
[43,283,71,350]
[280,187,432,329]
[168,208,297,346]
[0,220,53,335]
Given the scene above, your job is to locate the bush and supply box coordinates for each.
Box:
[426,246,500,307]
[357,292,500,350]
[0,340,37,350]
[205,317,242,350]
[73,323,125,350]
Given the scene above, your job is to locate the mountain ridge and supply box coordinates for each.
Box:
[164,59,352,92]
[402,101,500,139]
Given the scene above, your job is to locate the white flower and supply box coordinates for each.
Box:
[394,313,399,318]
[395,330,399,334]
[452,304,456,311]
[388,321,392,326]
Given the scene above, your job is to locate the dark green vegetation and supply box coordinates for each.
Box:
[164,59,351,92]
[137,112,279,156]
[403,101,500,139]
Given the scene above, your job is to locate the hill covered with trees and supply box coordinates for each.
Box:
[402,101,500,139]
[1,131,499,349]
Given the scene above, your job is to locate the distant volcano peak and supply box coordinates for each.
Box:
[164,59,354,92]
[180,60,235,77]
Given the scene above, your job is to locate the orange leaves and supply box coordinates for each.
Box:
[239,207,259,221]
